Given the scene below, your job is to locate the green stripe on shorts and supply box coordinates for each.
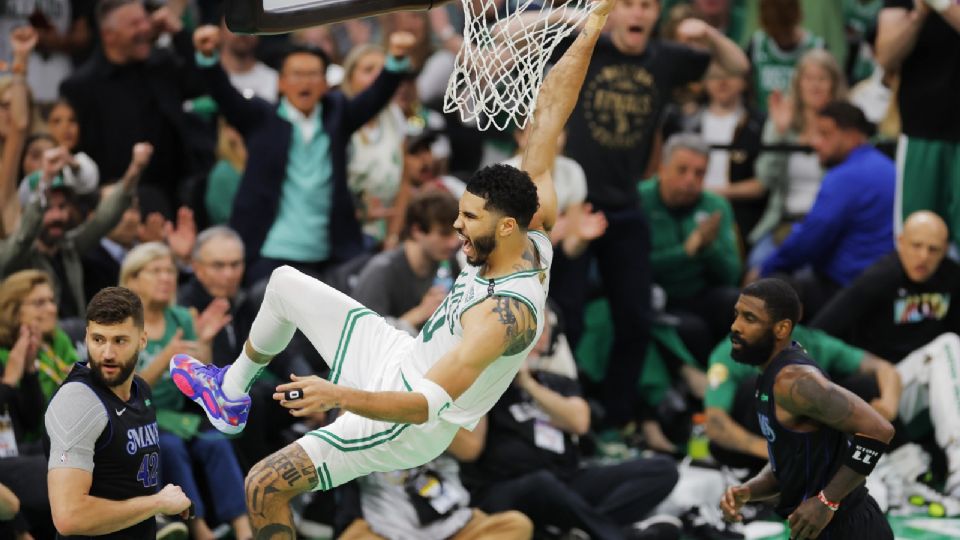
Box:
[321,463,333,490]
[308,423,412,452]
[330,308,375,384]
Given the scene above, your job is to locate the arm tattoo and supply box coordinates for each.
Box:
[491,296,537,356]
[780,371,855,426]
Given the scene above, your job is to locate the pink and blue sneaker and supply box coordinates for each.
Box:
[169,354,251,435]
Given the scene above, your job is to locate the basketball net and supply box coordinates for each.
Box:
[443,0,597,131]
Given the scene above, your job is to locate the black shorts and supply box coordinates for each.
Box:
[820,495,892,540]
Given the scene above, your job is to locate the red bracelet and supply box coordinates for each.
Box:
[817,491,840,512]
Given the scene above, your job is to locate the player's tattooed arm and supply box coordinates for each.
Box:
[773,365,895,501]
[775,365,856,426]
[245,444,319,538]
[491,296,537,356]
[775,365,895,443]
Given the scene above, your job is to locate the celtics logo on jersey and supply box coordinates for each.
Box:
[421,282,466,343]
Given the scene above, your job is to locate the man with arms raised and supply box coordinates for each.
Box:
[46,287,192,538]
[720,279,894,540]
[168,0,615,536]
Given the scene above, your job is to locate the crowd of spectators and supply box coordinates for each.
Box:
[0,0,959,538]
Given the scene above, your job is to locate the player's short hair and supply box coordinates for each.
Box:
[87,287,144,329]
[742,278,801,329]
[402,189,459,240]
[818,101,876,137]
[465,164,539,229]
[662,133,710,165]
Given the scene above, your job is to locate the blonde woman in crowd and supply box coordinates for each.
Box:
[0,270,78,411]
[342,43,407,246]
[746,48,848,270]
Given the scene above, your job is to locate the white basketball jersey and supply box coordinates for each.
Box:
[401,230,553,429]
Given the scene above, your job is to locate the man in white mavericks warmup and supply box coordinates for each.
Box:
[169,1,614,535]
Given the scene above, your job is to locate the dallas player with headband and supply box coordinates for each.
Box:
[170,0,615,534]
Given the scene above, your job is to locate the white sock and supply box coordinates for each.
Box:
[222,349,267,400]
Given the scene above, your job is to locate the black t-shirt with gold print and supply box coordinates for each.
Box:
[555,36,710,209]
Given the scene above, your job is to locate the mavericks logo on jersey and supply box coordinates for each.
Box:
[758,412,776,443]
[126,422,160,455]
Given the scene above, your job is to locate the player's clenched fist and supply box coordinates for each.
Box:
[155,484,192,516]
[387,31,416,59]
[193,25,221,57]
[720,484,751,522]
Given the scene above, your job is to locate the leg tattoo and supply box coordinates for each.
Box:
[245,443,320,537]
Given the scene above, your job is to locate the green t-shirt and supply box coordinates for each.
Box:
[205,160,242,225]
[138,306,200,438]
[705,325,864,412]
[0,327,79,405]
[639,178,742,299]
[748,29,824,113]
[261,99,333,262]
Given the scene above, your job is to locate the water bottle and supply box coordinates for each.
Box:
[434,260,454,293]
[687,413,711,460]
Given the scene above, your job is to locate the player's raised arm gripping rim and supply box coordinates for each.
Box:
[520,0,612,233]
[169,2,614,538]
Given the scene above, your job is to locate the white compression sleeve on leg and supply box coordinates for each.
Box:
[222,349,267,400]
[925,333,960,451]
[412,377,453,422]
[247,266,300,356]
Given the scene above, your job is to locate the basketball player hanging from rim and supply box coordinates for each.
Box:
[170,0,616,535]
[720,279,895,540]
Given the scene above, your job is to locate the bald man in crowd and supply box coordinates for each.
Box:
[812,211,960,496]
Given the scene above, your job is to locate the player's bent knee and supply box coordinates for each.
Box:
[268,265,299,286]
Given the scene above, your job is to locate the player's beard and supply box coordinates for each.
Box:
[465,231,497,267]
[90,348,140,388]
[730,328,776,367]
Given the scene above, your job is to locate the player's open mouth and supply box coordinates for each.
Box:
[628,25,644,35]
[458,233,473,254]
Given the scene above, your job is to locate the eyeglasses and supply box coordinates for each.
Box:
[22,297,56,309]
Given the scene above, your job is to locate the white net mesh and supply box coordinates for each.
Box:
[443,0,596,131]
